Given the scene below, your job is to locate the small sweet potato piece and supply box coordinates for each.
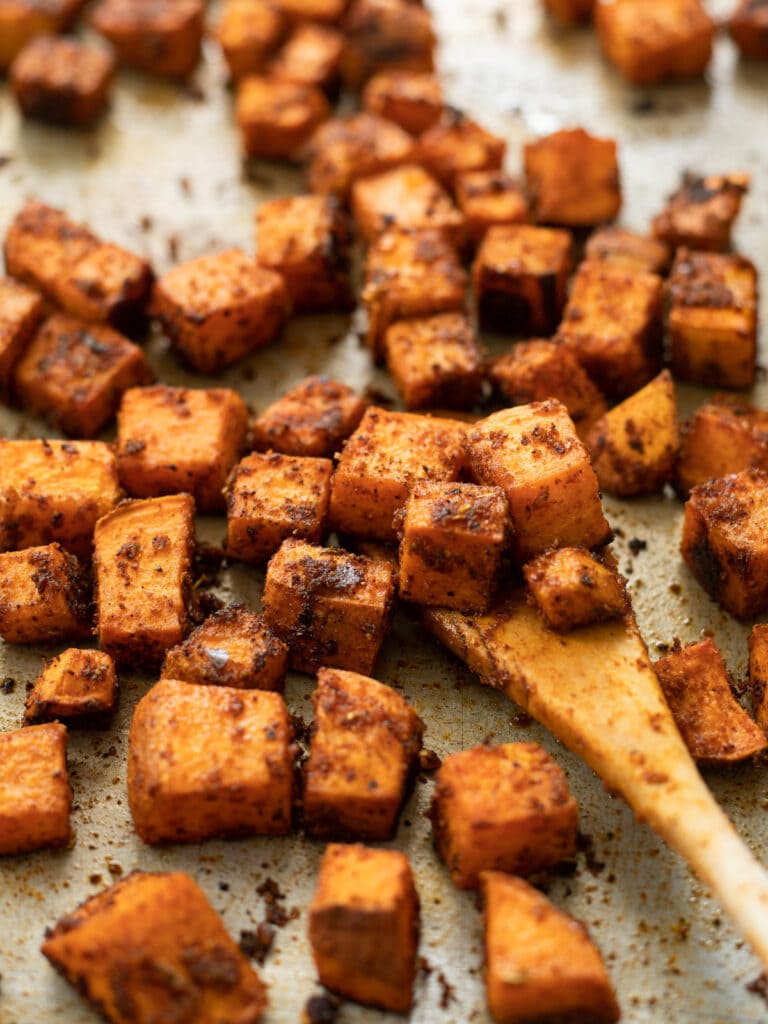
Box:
[10,35,115,127]
[523,547,627,631]
[455,170,530,245]
[90,0,203,78]
[585,226,670,275]
[543,0,594,23]
[25,648,118,724]
[352,164,466,247]
[0,722,71,855]
[235,75,330,160]
[418,110,506,190]
[0,0,83,71]
[216,0,286,80]
[677,396,768,497]
[730,0,768,58]
[341,0,436,88]
[524,128,621,227]
[652,172,750,253]
[362,69,443,135]
[749,624,768,733]
[0,276,44,399]
[431,742,578,889]
[251,375,367,457]
[267,22,344,94]
[305,112,415,198]
[654,639,767,763]
[309,844,420,1013]
[0,543,91,644]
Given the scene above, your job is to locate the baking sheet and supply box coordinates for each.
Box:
[1,2,768,1021]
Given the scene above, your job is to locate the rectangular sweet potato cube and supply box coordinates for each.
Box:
[652,172,749,252]
[730,0,768,58]
[305,112,415,198]
[362,70,444,135]
[431,742,578,889]
[329,407,467,540]
[216,0,286,80]
[128,679,294,843]
[10,35,115,127]
[585,226,670,275]
[90,0,203,79]
[677,396,768,497]
[152,249,290,373]
[668,248,757,390]
[556,261,663,397]
[418,110,507,190]
[42,871,268,1022]
[0,276,44,399]
[251,375,367,457]
[0,0,83,70]
[482,872,620,1024]
[25,648,118,723]
[466,402,611,561]
[523,547,627,631]
[341,0,436,88]
[472,224,572,336]
[309,844,420,1013]
[236,75,330,160]
[352,164,466,248]
[263,539,396,674]
[455,171,530,245]
[0,544,91,644]
[256,194,353,311]
[94,494,194,667]
[749,624,768,734]
[303,667,424,839]
[14,314,152,438]
[116,385,249,513]
[161,604,288,691]
[225,452,333,563]
[268,22,344,93]
[0,722,71,855]
[543,0,594,23]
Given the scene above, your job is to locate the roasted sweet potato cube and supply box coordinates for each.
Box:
[730,0,768,58]
[585,370,679,497]
[472,224,572,336]
[305,112,415,198]
[116,386,249,513]
[0,723,71,855]
[90,0,203,79]
[268,22,343,93]
[263,539,396,673]
[25,648,118,723]
[216,0,286,80]
[10,35,115,128]
[384,313,484,411]
[455,171,530,245]
[398,482,508,611]
[94,494,194,667]
[482,872,620,1024]
[309,844,419,1013]
[161,605,288,691]
[543,0,594,23]
[749,624,768,733]
[304,667,423,839]
[274,0,348,22]
[362,228,467,360]
[251,375,367,457]
[225,452,333,563]
[585,226,670,275]
[256,195,353,311]
[654,639,767,763]
[681,469,768,619]
[0,544,91,644]
[0,0,83,71]
[14,314,152,438]
[556,261,663,398]
[677,396,768,497]
[341,0,436,88]
[418,110,506,190]
[152,249,290,374]
[523,547,627,631]
[595,0,714,84]
[431,742,578,889]
[128,679,294,843]
[0,277,44,398]
[652,172,749,253]
[352,164,466,248]
[42,871,269,1022]
[236,75,330,160]
[362,70,443,135]
[667,248,757,390]
[329,407,467,540]
[466,402,611,561]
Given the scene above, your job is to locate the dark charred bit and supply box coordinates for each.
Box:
[238,923,276,966]
[418,748,442,772]
[628,537,647,555]
[302,992,339,1024]
[577,832,606,876]
[256,877,299,928]
[747,972,768,1007]
[1,678,16,695]
[437,971,456,1009]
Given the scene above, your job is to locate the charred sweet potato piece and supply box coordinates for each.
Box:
[418,110,507,190]
[267,22,344,94]
[0,722,71,855]
[303,667,423,839]
[352,164,466,248]
[585,226,670,275]
[341,0,436,88]
[309,844,420,1013]
[216,0,286,80]
[0,0,84,71]
[25,648,118,724]
[523,547,627,631]
[482,871,620,1024]
[0,543,91,644]
[263,539,396,674]
[455,170,530,245]
[251,375,367,457]
[10,35,115,127]
[431,742,578,889]
[677,396,768,497]
[235,75,330,160]
[128,679,294,843]
[90,0,203,78]
[749,625,768,733]
[0,276,44,399]
[305,112,415,198]
[652,172,750,253]
[41,871,269,1022]
[524,128,621,227]
[730,0,768,58]
[94,494,194,667]
[543,0,594,23]
[362,69,443,135]
[161,605,288,691]
[654,639,767,763]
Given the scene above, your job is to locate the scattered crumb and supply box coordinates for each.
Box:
[628,537,647,555]
[1,678,16,695]
[239,922,276,965]
[418,748,442,772]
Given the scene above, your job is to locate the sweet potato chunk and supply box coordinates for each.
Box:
[274,0,347,22]
[0,722,71,855]
[225,452,333,563]
[523,547,627,631]
[309,844,419,1013]
[543,0,594,23]
[749,624,768,733]
[0,276,44,399]
[341,0,436,88]
[667,248,757,390]
[681,469,768,619]
[305,112,415,198]
[654,639,767,763]
[263,539,396,674]
[236,75,330,160]
[556,261,663,398]
[128,679,294,843]
[482,872,620,1024]
[362,70,443,134]
[152,249,290,374]
[455,170,530,245]
[418,110,506,190]
[251,375,367,457]
[116,386,249,513]
[25,648,118,724]
[90,0,203,78]
[466,402,611,561]
[0,544,91,644]
[14,314,152,438]
[352,164,466,247]
[268,22,343,94]
[677,396,768,497]
[524,128,621,227]
[431,742,578,889]
[10,35,115,127]
[585,226,670,275]
[652,172,749,253]
[585,370,679,497]
[730,0,768,58]
[303,667,424,839]
[42,871,268,1023]
[94,494,194,667]
[0,0,83,71]
[161,605,288,691]
[472,224,572,336]
[216,0,286,80]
